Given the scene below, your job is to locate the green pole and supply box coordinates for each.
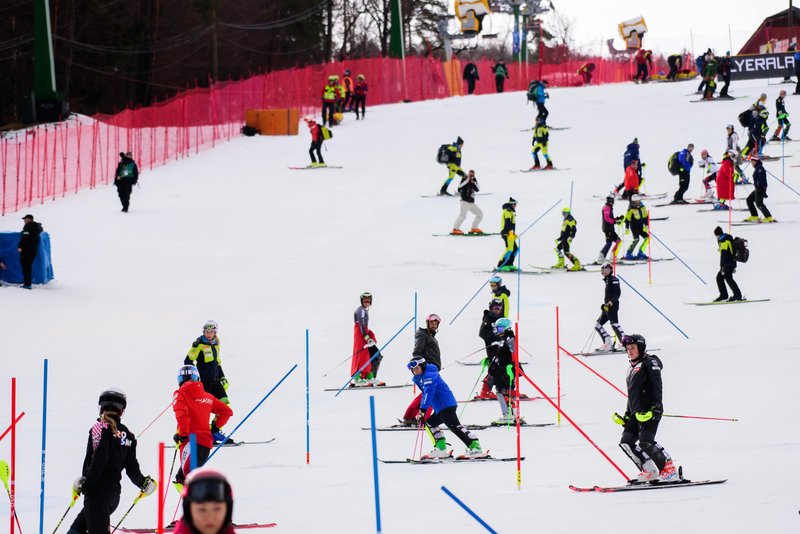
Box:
[33,0,58,99]
[389,0,404,59]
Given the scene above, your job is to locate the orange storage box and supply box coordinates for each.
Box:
[245,109,299,135]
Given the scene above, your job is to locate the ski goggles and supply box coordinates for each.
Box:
[407,358,426,370]
[185,478,228,503]
[425,314,441,323]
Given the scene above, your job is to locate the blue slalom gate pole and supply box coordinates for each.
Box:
[305,329,310,465]
[617,275,689,339]
[209,364,298,460]
[369,397,382,533]
[449,277,492,325]
[38,358,48,534]
[517,198,562,238]
[440,486,497,533]
[189,434,197,470]
[763,167,800,196]
[649,232,706,285]
[335,317,414,397]
[414,292,418,333]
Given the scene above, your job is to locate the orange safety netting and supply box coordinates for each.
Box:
[0,56,645,216]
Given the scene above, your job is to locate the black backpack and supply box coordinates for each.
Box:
[436,144,450,164]
[737,109,751,128]
[241,125,259,137]
[526,81,537,102]
[667,152,680,176]
[733,237,749,263]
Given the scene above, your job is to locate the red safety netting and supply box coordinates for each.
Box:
[0,56,641,216]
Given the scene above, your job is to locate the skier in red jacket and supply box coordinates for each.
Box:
[172,365,233,487]
[303,118,327,168]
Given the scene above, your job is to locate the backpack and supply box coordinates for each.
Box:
[526,81,537,102]
[320,125,333,140]
[667,152,680,176]
[241,125,259,137]
[737,109,751,128]
[436,144,450,164]
[732,237,749,263]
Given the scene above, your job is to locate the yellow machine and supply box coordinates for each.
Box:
[618,16,647,51]
[454,0,492,35]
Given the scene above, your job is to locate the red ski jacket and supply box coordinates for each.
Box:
[172,381,233,448]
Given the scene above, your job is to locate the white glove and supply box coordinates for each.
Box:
[365,339,376,348]
[72,476,85,497]
[141,476,157,496]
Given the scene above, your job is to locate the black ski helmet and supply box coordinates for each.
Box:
[489,298,504,311]
[622,334,646,355]
[606,194,615,204]
[600,263,613,275]
[98,388,127,414]
[360,291,372,304]
[182,468,234,530]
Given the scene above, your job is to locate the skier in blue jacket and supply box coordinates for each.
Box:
[532,80,549,121]
[408,357,484,459]
[670,144,694,204]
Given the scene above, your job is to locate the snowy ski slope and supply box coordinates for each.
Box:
[1,77,798,533]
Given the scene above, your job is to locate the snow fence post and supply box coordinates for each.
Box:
[440,486,497,534]
[369,396,382,533]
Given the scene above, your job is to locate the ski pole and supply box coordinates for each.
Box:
[662,414,738,422]
[137,401,173,438]
[412,420,424,461]
[110,492,146,534]
[51,494,79,534]
[0,460,23,533]
[441,346,486,370]
[458,362,488,419]
[322,344,367,378]
[161,446,179,510]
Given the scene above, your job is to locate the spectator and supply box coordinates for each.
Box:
[492,59,509,93]
[17,214,42,290]
[463,62,479,94]
[114,152,139,213]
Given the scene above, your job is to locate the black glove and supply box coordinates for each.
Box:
[651,403,663,416]
[173,433,188,445]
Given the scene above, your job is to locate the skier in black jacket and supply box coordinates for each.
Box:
[614,334,677,483]
[67,389,156,534]
[451,170,484,234]
[713,226,742,301]
[463,62,479,94]
[17,214,43,289]
[401,314,443,423]
[475,299,504,400]
[114,152,139,213]
[594,263,625,351]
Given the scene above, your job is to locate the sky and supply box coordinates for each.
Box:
[476,0,793,57]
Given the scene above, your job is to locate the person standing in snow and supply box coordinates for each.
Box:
[492,59,509,93]
[530,116,554,170]
[303,118,327,168]
[351,291,383,386]
[717,51,732,98]
[451,170,484,235]
[713,226,742,302]
[408,356,484,459]
[744,157,774,223]
[594,263,625,352]
[597,195,623,264]
[553,206,581,270]
[114,152,139,213]
[440,137,466,196]
[486,317,524,425]
[463,62,479,94]
[713,152,735,211]
[488,275,511,318]
[725,124,746,183]
[67,389,156,534]
[475,298,504,400]
[614,334,677,483]
[185,320,231,444]
[172,365,233,486]
[401,314,443,424]
[496,197,519,271]
[697,149,719,201]
[771,90,791,141]
[623,195,649,261]
[17,214,42,289]
[668,144,694,204]
[353,74,368,120]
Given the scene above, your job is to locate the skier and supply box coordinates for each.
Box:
[530,116,553,170]
[488,275,510,318]
[185,321,230,441]
[531,80,549,121]
[351,291,383,386]
[771,90,791,141]
[553,206,581,271]
[496,197,519,272]
[713,152,735,211]
[668,144,694,204]
[744,156,774,222]
[597,195,623,264]
[462,62,479,94]
[620,138,643,194]
[613,334,677,483]
[353,74,368,120]
[451,169,484,235]
[751,93,768,113]
[439,137,466,196]
[718,51,732,98]
[401,314,442,424]
[725,124,746,183]
[743,110,769,158]
[321,76,340,127]
[342,69,354,111]
[487,317,524,424]
[713,226,742,302]
[475,298,504,400]
[633,48,653,83]
[408,356,484,459]
[623,195,649,260]
[701,52,718,100]
[594,263,625,352]
[172,365,233,487]
[577,62,595,85]
[492,59,509,93]
[67,389,156,534]
[174,468,236,534]
[621,157,641,199]
[303,117,327,168]
[697,149,719,201]
[666,54,682,80]
[114,152,139,213]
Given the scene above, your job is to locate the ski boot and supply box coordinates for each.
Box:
[310,162,321,168]
[211,426,228,444]
[634,460,660,483]
[544,161,554,170]
[530,163,541,170]
[551,256,565,269]
[597,339,615,352]
[624,251,636,261]
[596,253,607,264]
[422,438,449,459]
[568,259,582,271]
[743,216,760,222]
[451,228,464,235]
[764,216,776,223]
[475,378,496,400]
[469,228,484,234]
[498,265,518,272]
[462,440,487,458]
[713,202,729,211]
[658,460,678,482]
[635,252,649,260]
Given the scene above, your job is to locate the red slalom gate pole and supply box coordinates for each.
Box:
[0,413,25,443]
[10,377,16,534]
[514,322,521,490]
[559,347,627,398]
[157,443,165,534]
[518,371,630,481]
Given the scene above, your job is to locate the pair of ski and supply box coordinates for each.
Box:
[120,523,276,533]
[432,232,500,237]
[457,360,529,366]
[689,95,744,102]
[364,420,553,432]
[719,219,781,226]
[458,393,562,403]
[653,199,712,207]
[217,438,276,447]
[323,384,411,392]
[528,264,595,273]
[574,348,660,357]
[570,477,727,493]
[510,167,571,173]
[686,298,770,306]
[287,165,342,170]
[421,192,493,198]
[380,450,524,464]
[592,193,668,200]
